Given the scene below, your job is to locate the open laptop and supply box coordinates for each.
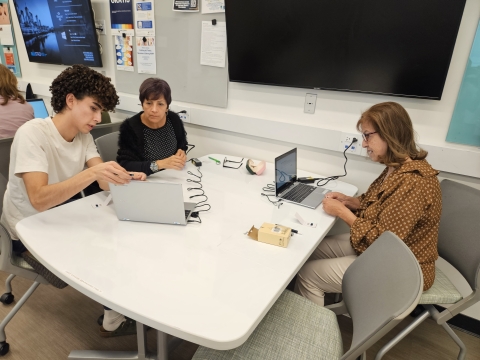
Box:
[26,98,49,118]
[109,181,196,225]
[275,148,330,209]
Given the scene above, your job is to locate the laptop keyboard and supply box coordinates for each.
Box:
[282,183,315,203]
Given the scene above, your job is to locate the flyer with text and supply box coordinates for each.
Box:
[136,36,156,74]
[173,0,199,12]
[134,0,155,36]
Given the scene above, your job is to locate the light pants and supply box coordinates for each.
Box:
[295,233,357,306]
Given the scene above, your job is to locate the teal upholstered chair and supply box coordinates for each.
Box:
[193,231,424,360]
[376,179,480,360]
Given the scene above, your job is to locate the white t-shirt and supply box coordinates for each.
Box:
[1,118,100,239]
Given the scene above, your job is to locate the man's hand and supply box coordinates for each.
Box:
[129,172,147,181]
[89,161,132,184]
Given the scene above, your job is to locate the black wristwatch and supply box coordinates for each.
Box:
[150,161,159,173]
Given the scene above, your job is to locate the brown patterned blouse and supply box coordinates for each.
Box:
[350,159,442,290]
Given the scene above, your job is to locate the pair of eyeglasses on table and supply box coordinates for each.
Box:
[223,157,244,169]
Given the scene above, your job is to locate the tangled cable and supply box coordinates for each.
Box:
[186,167,211,223]
[261,182,283,208]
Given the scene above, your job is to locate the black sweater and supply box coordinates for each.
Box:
[117,111,188,175]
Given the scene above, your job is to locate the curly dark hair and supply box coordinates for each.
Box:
[49,64,119,113]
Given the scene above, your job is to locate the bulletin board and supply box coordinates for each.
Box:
[0,0,21,77]
[446,21,480,147]
[114,1,228,108]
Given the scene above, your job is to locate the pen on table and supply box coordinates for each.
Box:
[209,156,220,164]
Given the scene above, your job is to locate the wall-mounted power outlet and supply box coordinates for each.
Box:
[304,93,317,114]
[95,20,106,35]
[170,105,191,123]
[339,133,362,155]
[178,111,190,123]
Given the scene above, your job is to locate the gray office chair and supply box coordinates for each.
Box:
[192,231,423,360]
[90,120,122,141]
[100,111,112,125]
[95,131,120,163]
[0,138,13,181]
[0,174,49,356]
[376,179,480,360]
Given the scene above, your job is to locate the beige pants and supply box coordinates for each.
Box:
[294,233,357,306]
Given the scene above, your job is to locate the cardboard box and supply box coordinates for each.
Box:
[247,223,291,248]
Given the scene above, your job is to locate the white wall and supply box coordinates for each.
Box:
[10,0,480,320]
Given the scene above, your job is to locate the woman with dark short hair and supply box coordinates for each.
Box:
[117,78,188,174]
[295,102,442,306]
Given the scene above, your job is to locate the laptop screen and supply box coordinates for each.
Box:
[27,99,49,119]
[275,148,297,195]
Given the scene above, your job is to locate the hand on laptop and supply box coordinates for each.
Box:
[324,192,360,211]
[322,197,346,216]
[91,161,132,184]
[129,172,147,181]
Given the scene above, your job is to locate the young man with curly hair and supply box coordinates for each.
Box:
[1,64,145,337]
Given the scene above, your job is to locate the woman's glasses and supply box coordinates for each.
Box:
[361,131,377,142]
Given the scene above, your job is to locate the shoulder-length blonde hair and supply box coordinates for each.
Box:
[356,102,427,167]
[0,64,25,106]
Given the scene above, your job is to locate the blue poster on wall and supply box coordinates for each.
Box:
[446,21,480,147]
[110,0,134,35]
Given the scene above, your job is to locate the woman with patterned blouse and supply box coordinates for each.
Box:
[117,78,188,175]
[295,102,442,306]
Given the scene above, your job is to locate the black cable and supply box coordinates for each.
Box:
[261,181,282,207]
[316,138,358,187]
[186,144,195,155]
[262,182,275,192]
[186,166,211,216]
[261,193,283,208]
[194,203,211,212]
[187,168,202,181]
[188,212,202,223]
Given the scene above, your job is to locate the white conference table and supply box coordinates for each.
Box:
[16,154,357,360]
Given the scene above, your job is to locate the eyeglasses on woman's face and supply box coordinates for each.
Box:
[361,131,377,142]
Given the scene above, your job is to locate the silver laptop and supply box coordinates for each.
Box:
[275,148,330,209]
[109,181,196,225]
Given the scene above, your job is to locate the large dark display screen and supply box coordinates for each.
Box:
[13,0,102,67]
[225,0,466,100]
